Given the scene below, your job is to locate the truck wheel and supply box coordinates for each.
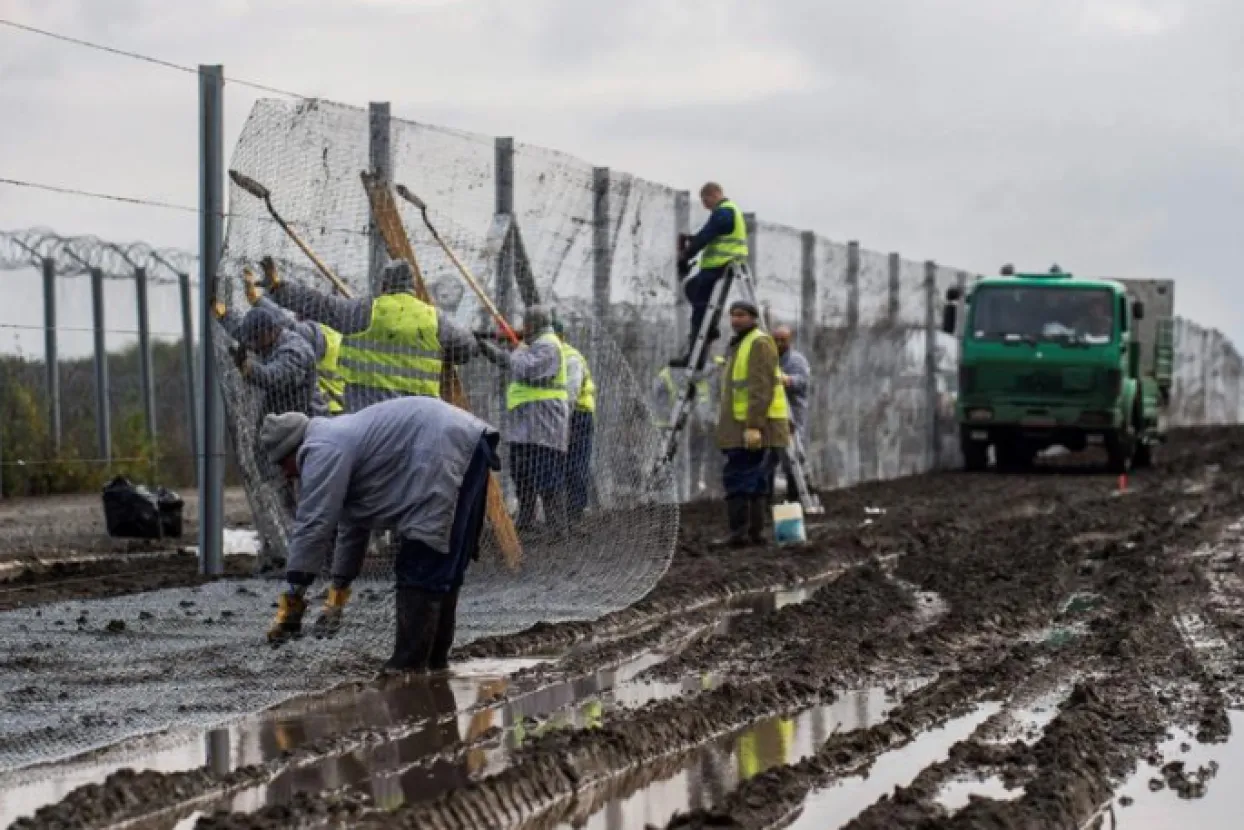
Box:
[1105,431,1134,474]
[995,441,1032,472]
[962,440,988,472]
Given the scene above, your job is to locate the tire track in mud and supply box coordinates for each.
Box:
[658,429,1244,829]
[11,429,1242,830]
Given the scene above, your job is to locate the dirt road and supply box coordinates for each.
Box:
[6,428,1244,829]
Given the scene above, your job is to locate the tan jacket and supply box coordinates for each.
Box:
[716,326,791,450]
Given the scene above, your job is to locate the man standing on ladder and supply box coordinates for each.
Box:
[671,182,748,369]
[716,300,789,546]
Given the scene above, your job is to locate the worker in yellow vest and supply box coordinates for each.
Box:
[258,257,477,413]
[239,267,346,417]
[257,255,478,631]
[717,299,789,546]
[553,317,596,524]
[475,306,571,537]
[671,182,748,369]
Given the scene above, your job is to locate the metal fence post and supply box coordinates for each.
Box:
[42,257,61,452]
[134,266,157,454]
[368,101,392,292]
[924,261,939,471]
[846,241,860,331]
[744,211,758,280]
[178,270,199,481]
[495,137,515,321]
[90,266,112,465]
[800,231,817,338]
[887,253,901,325]
[592,167,612,323]
[198,64,225,577]
[674,191,691,348]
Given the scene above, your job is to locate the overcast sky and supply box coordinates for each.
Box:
[1,0,1241,354]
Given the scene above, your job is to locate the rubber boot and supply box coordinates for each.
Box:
[545,489,570,540]
[312,585,351,639]
[713,496,750,548]
[267,593,306,644]
[383,588,442,674]
[748,496,769,545]
[428,587,460,672]
[515,489,538,532]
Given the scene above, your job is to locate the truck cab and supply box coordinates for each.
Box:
[942,267,1173,473]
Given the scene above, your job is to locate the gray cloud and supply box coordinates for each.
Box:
[1,0,1240,349]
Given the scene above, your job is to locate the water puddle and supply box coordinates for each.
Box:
[785,702,1002,828]
[0,658,539,828]
[0,573,840,827]
[558,682,927,830]
[937,773,1020,812]
[1113,711,1243,829]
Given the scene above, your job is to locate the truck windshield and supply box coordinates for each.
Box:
[970,286,1115,345]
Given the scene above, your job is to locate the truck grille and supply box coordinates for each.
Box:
[972,365,1100,399]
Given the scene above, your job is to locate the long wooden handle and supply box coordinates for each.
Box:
[438,238,521,346]
[269,206,354,299]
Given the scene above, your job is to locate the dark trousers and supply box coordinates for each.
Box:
[567,412,595,520]
[684,266,727,343]
[395,435,496,594]
[509,443,568,528]
[722,449,778,498]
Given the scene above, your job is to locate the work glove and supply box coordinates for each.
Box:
[744,427,763,450]
[677,258,692,278]
[312,585,350,639]
[258,256,282,291]
[212,300,228,320]
[242,266,262,306]
[267,592,307,644]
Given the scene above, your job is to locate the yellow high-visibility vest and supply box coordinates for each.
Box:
[729,328,789,423]
[338,294,442,398]
[506,332,568,410]
[317,324,345,415]
[561,341,596,414]
[700,199,749,269]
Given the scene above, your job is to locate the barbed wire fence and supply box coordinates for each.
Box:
[0,229,200,500]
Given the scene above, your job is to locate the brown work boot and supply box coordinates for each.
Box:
[312,585,351,639]
[267,592,306,644]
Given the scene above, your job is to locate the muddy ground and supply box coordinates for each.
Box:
[5,429,1244,829]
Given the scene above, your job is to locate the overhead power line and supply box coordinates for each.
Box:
[0,17,309,100]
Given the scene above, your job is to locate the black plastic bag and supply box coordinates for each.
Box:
[102,476,185,540]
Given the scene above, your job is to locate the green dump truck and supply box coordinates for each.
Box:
[941,267,1174,473]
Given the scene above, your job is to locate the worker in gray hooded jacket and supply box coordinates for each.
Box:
[260,396,501,674]
[474,305,571,536]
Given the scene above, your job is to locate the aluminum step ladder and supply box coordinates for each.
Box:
[651,258,823,515]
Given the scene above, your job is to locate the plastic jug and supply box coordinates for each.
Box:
[771,501,806,545]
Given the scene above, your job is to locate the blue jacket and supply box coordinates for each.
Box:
[684,205,738,262]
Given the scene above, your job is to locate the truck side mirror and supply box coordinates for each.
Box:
[941,304,957,335]
[945,286,962,302]
[1132,300,1145,320]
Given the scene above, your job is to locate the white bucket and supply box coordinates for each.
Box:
[772,501,806,545]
